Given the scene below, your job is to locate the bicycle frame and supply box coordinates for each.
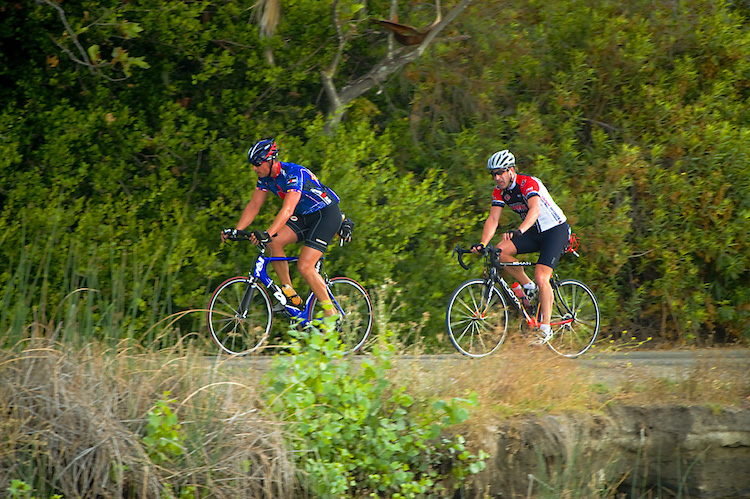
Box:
[482,262,540,327]
[240,247,330,325]
[457,246,577,330]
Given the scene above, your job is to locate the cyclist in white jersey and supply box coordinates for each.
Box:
[471,150,570,343]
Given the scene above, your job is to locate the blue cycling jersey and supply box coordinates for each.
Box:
[256,162,340,215]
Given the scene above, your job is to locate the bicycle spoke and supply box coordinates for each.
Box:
[446,280,508,358]
[546,280,600,357]
[207,278,273,355]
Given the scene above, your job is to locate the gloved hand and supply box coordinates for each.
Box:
[470,243,485,254]
[251,230,272,244]
[339,217,354,244]
[506,229,522,239]
[221,228,238,242]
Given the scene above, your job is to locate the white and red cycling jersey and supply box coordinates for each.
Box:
[492,174,566,232]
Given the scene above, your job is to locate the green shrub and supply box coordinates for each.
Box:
[143,391,185,464]
[263,328,487,498]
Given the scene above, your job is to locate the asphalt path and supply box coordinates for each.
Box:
[206,348,750,386]
[390,349,750,384]
[578,348,750,384]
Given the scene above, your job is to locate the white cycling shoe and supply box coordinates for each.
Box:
[534,328,554,345]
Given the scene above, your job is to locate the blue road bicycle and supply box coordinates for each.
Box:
[207,229,373,355]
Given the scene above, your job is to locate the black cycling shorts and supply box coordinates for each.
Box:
[286,203,342,252]
[511,222,570,269]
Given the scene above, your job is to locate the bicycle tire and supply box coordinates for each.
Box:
[446,279,509,358]
[207,277,273,355]
[309,277,373,354]
[546,279,600,358]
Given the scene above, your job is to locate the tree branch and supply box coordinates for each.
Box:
[323,0,473,129]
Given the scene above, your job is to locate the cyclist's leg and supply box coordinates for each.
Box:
[298,246,333,314]
[496,238,534,286]
[267,225,300,288]
[534,263,554,327]
[534,223,570,330]
[297,204,342,316]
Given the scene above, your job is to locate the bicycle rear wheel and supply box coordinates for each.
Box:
[546,279,600,358]
[207,277,273,355]
[446,279,509,358]
[309,277,373,353]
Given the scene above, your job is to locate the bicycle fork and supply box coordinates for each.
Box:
[237,278,257,318]
[474,279,493,318]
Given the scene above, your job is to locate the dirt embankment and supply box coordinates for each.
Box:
[470,405,750,498]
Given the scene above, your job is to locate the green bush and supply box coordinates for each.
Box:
[263,328,487,498]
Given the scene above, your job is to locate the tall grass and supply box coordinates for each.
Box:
[0,340,294,498]
[1,226,195,351]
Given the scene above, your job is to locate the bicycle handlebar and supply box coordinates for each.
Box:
[222,228,270,251]
[452,245,503,270]
[222,228,252,241]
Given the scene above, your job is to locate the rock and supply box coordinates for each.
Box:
[468,405,750,498]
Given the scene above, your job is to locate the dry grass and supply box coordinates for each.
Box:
[0,338,294,499]
[385,339,750,498]
[387,337,750,431]
[2,325,747,498]
[616,358,750,408]
[392,338,600,416]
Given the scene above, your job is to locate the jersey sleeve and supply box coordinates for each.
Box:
[519,176,541,199]
[491,187,505,207]
[285,170,303,192]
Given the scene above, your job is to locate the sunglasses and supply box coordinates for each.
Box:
[490,169,509,177]
[251,158,267,167]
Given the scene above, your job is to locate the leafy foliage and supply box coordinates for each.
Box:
[143,392,185,464]
[263,327,487,497]
[1,0,749,351]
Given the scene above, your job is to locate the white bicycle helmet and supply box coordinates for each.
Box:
[487,150,515,171]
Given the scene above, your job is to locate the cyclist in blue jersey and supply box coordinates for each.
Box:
[221,138,347,318]
[471,149,570,344]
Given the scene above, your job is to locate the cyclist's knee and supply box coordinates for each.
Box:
[297,259,320,281]
[496,243,516,261]
[267,240,286,255]
[534,265,553,284]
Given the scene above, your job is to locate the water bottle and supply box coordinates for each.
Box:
[282,284,302,307]
[512,282,531,308]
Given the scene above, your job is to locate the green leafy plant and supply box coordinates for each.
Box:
[143,391,184,464]
[263,328,487,498]
[7,479,62,499]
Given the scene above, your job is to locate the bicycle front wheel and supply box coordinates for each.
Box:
[547,279,600,358]
[207,277,273,355]
[446,279,509,358]
[309,277,373,354]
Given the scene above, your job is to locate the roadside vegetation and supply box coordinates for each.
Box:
[3,321,747,498]
[2,260,748,497]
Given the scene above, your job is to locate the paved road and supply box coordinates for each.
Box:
[578,348,750,383]
[207,348,750,385]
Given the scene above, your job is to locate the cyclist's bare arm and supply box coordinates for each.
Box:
[477,205,502,251]
[238,189,267,230]
[267,190,301,237]
[222,189,266,244]
[516,196,540,235]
